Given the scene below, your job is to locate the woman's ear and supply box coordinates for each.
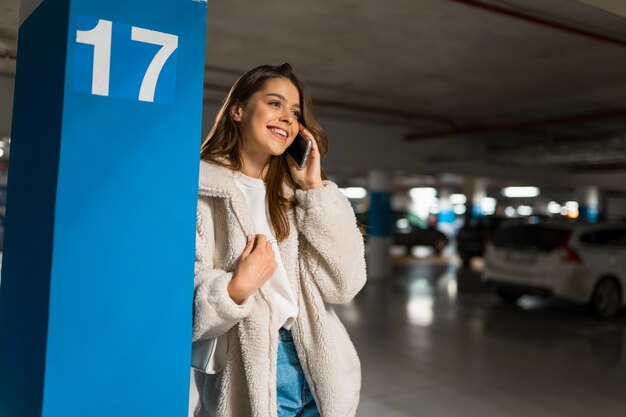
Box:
[230,102,243,122]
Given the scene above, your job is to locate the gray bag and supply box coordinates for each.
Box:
[191,338,217,373]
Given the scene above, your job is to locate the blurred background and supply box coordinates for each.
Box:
[1,1,626,416]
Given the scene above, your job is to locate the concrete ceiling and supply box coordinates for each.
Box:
[2,0,626,188]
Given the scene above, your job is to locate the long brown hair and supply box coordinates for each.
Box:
[201,63,328,241]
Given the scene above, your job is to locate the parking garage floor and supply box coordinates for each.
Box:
[189,255,626,416]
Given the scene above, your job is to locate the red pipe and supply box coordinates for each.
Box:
[448,0,626,49]
[405,108,626,140]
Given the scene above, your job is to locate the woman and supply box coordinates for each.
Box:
[193,63,367,417]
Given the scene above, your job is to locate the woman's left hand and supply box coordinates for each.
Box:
[286,125,324,191]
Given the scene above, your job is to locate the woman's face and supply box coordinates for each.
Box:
[232,77,301,160]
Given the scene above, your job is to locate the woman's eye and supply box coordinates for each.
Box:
[269,101,280,107]
[292,110,301,118]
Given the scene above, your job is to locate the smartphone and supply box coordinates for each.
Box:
[286,133,312,169]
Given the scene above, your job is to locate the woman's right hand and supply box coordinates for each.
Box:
[228,234,277,304]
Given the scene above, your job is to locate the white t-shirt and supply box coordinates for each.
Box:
[206,173,299,373]
[233,172,299,331]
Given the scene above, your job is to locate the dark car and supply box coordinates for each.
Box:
[458,215,553,266]
[457,215,505,265]
[357,211,449,255]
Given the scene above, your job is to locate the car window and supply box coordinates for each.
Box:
[579,229,626,246]
[493,225,570,252]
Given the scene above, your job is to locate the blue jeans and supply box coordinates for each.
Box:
[277,328,321,417]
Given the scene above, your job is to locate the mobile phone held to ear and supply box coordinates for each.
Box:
[286,133,312,169]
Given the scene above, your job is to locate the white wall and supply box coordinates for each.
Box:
[606,196,626,220]
[201,101,581,188]
[203,102,490,176]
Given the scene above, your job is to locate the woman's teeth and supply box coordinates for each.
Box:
[269,127,287,137]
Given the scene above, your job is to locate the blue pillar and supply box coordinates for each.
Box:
[578,185,600,223]
[438,187,455,224]
[469,178,487,219]
[579,205,599,223]
[367,170,392,280]
[0,1,207,417]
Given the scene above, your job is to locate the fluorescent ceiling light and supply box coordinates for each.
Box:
[409,187,437,199]
[547,201,561,214]
[450,194,467,205]
[339,187,367,199]
[480,197,496,215]
[453,205,466,215]
[502,186,540,198]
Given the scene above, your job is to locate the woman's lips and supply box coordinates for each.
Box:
[268,126,288,140]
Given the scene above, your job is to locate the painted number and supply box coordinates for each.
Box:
[76,19,178,102]
[131,27,178,102]
[76,19,112,97]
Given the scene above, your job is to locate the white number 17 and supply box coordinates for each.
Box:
[131,27,178,102]
[76,19,178,102]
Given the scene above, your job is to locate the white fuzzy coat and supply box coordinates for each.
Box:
[193,160,367,417]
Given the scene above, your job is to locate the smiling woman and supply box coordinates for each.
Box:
[193,64,367,417]
[201,63,328,242]
[230,78,303,174]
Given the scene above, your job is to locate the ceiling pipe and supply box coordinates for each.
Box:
[405,109,626,140]
[405,0,626,141]
[203,82,457,129]
[311,98,457,128]
[448,0,626,49]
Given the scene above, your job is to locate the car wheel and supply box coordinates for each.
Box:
[495,287,522,303]
[590,277,622,318]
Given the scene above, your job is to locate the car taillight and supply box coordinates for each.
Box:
[561,246,582,263]
[559,231,581,263]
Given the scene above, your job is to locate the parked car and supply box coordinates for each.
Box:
[357,211,449,255]
[457,215,506,265]
[483,222,626,317]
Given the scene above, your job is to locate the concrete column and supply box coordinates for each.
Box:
[463,178,487,220]
[578,185,600,223]
[471,178,487,218]
[532,197,549,217]
[0,1,207,416]
[437,187,448,224]
[438,187,454,224]
[367,170,392,280]
[437,187,456,238]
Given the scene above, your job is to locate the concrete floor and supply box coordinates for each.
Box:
[189,255,626,416]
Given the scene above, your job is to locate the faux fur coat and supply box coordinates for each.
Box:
[193,160,367,417]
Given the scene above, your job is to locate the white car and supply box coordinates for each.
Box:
[483,222,626,318]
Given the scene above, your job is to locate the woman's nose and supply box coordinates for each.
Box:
[280,109,295,123]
